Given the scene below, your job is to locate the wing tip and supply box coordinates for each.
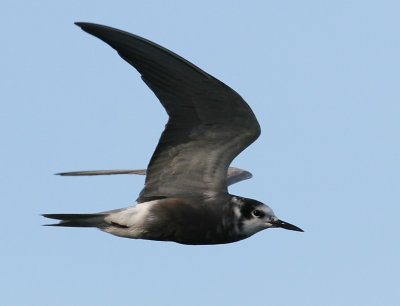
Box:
[74,21,88,28]
[53,169,147,176]
[74,22,101,34]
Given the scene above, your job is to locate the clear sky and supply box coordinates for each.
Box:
[2,1,399,305]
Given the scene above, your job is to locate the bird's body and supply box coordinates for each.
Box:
[45,195,280,245]
[43,22,303,244]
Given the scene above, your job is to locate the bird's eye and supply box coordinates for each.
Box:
[252,210,261,217]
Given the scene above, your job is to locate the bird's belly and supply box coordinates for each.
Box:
[103,199,240,245]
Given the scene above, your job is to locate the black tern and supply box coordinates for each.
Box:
[43,22,303,245]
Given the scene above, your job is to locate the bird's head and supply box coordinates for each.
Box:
[231,196,303,238]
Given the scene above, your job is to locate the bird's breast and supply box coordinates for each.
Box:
[141,197,239,245]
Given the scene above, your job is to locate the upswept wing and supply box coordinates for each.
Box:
[56,167,252,186]
[56,169,147,176]
[76,23,260,202]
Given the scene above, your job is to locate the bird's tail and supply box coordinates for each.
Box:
[42,213,107,228]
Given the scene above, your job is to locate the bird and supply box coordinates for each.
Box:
[43,22,303,245]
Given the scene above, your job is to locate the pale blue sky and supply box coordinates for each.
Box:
[1,1,399,305]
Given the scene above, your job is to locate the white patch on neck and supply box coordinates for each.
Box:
[231,196,244,233]
[231,196,244,206]
[233,205,242,220]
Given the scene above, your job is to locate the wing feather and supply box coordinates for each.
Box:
[76,23,260,202]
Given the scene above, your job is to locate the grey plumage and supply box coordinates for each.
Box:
[43,214,107,228]
[72,23,259,203]
[56,167,252,186]
[43,196,272,245]
[56,169,147,176]
[43,22,303,245]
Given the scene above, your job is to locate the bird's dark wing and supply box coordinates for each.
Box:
[226,167,253,186]
[76,23,260,202]
[56,169,147,176]
[56,167,252,186]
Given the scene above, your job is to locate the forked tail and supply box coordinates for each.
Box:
[42,213,106,228]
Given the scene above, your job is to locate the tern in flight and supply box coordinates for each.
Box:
[43,23,303,245]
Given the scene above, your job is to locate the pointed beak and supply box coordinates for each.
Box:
[271,219,304,232]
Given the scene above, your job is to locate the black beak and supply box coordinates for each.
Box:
[272,219,304,232]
